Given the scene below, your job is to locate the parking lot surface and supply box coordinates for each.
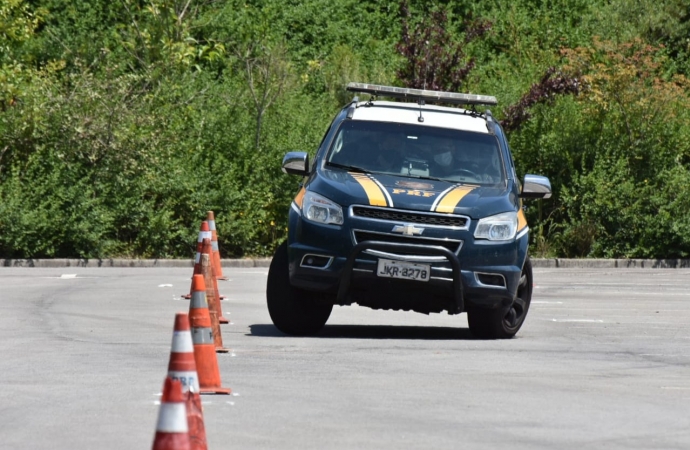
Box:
[1,267,689,449]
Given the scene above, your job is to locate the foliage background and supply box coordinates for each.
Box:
[2,0,690,259]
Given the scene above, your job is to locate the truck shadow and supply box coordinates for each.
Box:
[248,324,476,340]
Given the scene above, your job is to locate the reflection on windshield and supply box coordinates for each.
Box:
[325,120,506,185]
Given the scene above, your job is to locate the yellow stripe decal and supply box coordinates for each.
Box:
[294,186,306,208]
[517,208,528,232]
[350,173,388,206]
[433,186,475,213]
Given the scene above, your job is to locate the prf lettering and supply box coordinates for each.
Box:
[392,189,436,197]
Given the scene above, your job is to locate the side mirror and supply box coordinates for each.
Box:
[521,174,552,199]
[282,152,309,176]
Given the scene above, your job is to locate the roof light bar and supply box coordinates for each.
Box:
[346,82,498,106]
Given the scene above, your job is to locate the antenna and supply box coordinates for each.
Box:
[423,40,429,91]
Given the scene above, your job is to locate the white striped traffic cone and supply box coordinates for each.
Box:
[167,313,201,393]
[152,377,191,450]
[167,313,207,450]
[189,274,231,394]
[207,211,228,281]
[182,221,212,299]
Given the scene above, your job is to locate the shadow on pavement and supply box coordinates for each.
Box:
[248,324,475,340]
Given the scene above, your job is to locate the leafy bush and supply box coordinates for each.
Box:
[3,0,690,259]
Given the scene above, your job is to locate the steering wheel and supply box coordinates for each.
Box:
[447,168,479,179]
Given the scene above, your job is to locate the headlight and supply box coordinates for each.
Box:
[474,211,518,241]
[302,191,344,225]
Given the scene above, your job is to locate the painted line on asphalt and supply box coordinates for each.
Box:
[535,282,690,287]
[537,308,690,312]
[603,321,679,325]
[534,299,690,304]
[544,318,683,324]
[42,275,102,279]
[550,319,604,323]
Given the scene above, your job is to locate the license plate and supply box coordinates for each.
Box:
[376,258,430,282]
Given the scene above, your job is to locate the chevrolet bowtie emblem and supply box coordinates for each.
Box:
[392,224,424,236]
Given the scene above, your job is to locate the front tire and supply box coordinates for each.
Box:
[467,258,533,339]
[267,242,333,335]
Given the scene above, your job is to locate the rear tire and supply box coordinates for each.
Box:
[266,242,333,336]
[467,257,533,339]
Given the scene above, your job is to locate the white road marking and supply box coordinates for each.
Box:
[158,284,173,287]
[42,275,100,279]
[604,322,678,325]
[539,308,690,311]
[550,319,604,323]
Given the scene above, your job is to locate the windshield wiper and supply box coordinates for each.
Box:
[403,173,445,182]
[326,162,370,173]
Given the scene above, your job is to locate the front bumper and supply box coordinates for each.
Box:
[288,208,528,314]
[337,241,464,313]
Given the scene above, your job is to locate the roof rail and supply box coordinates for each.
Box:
[346,96,359,119]
[485,109,497,134]
[346,82,498,106]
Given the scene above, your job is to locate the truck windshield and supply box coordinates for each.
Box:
[325,120,506,185]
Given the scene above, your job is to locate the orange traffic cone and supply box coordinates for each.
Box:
[188,274,231,394]
[201,238,229,324]
[185,390,206,450]
[200,247,229,342]
[167,313,207,450]
[181,221,212,299]
[152,377,191,450]
[207,211,228,281]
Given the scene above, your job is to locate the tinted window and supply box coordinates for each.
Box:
[326,120,506,185]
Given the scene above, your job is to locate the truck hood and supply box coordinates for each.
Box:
[311,168,515,219]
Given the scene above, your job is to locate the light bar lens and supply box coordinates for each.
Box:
[346,82,498,106]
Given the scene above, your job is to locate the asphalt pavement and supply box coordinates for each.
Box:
[0,267,689,449]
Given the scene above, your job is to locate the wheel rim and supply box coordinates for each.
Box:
[503,272,529,330]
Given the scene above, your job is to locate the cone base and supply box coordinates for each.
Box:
[219,316,229,324]
[153,432,191,449]
[217,276,229,281]
[200,386,231,395]
[215,347,230,353]
[181,294,192,299]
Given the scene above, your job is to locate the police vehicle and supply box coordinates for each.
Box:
[266,83,552,339]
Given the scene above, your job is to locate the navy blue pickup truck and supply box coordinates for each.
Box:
[267,83,551,339]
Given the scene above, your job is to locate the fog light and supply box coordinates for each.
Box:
[300,254,333,269]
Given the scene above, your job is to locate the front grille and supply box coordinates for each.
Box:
[354,230,462,254]
[352,206,469,228]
